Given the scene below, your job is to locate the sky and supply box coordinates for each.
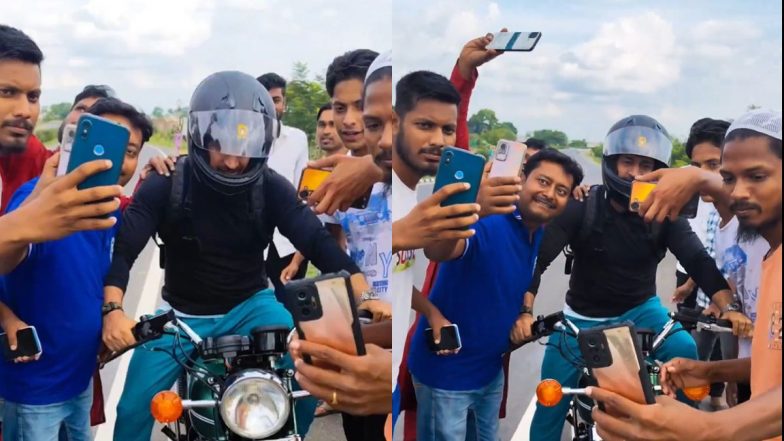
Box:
[5,0,781,143]
[394,0,782,142]
[4,0,392,114]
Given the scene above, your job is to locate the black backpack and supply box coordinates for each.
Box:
[562,185,665,275]
[153,156,271,269]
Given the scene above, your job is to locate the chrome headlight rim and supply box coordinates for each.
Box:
[219,369,290,438]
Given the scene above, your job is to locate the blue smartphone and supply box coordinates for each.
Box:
[66,114,129,190]
[432,147,485,207]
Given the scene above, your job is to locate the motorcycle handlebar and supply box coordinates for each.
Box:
[671,308,733,329]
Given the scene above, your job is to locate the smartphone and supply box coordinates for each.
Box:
[578,322,655,406]
[0,326,42,361]
[432,147,485,209]
[297,167,371,210]
[424,324,462,352]
[66,114,129,190]
[487,31,542,52]
[630,180,699,218]
[285,271,366,368]
[489,140,526,178]
[56,123,77,177]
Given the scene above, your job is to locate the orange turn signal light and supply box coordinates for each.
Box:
[150,391,183,423]
[536,379,564,407]
[682,384,710,402]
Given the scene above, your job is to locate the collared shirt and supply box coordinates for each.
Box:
[265,124,309,258]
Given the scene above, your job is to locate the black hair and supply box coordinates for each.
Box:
[724,128,782,159]
[363,66,392,101]
[525,138,547,150]
[0,25,43,65]
[685,118,731,158]
[316,102,332,121]
[256,73,287,95]
[73,84,114,107]
[523,147,584,190]
[395,70,460,119]
[325,49,379,97]
[87,98,154,145]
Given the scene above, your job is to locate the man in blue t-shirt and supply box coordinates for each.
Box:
[0,98,151,441]
[407,149,583,441]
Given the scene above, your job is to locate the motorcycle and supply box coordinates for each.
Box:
[512,307,733,441]
[103,309,310,441]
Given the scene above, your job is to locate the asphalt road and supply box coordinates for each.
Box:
[396,148,680,441]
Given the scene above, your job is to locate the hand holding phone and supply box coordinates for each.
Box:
[489,140,526,178]
[578,322,655,406]
[425,324,462,354]
[630,180,699,218]
[0,326,42,362]
[285,271,366,369]
[486,32,542,52]
[298,167,372,210]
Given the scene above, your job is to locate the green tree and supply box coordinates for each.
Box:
[670,137,689,167]
[152,107,165,118]
[529,129,569,148]
[481,126,517,147]
[42,102,72,122]
[282,61,330,159]
[568,139,588,148]
[468,109,499,134]
[498,121,518,135]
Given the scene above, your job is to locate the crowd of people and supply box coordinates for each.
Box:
[0,19,780,441]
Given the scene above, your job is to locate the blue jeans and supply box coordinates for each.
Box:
[413,369,504,441]
[113,289,317,441]
[530,296,698,441]
[3,380,92,441]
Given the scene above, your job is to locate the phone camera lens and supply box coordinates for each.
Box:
[630,201,640,211]
[297,292,307,301]
[299,190,309,199]
[587,338,598,348]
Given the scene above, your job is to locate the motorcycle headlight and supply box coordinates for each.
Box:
[219,369,290,438]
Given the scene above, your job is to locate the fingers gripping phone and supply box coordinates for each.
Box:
[285,271,366,368]
[489,140,526,178]
[578,322,655,406]
[630,180,699,218]
[425,324,462,352]
[66,114,129,190]
[487,32,542,52]
[297,167,371,209]
[432,147,485,208]
[0,326,42,361]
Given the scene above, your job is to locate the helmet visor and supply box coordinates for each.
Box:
[189,109,273,158]
[603,126,672,166]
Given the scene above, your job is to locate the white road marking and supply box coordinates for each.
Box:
[511,395,538,441]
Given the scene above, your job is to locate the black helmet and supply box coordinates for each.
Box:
[187,71,278,195]
[602,115,672,207]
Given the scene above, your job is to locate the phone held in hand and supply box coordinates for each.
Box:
[432,147,485,209]
[66,114,129,190]
[0,326,42,361]
[57,123,77,177]
[285,271,365,368]
[297,167,371,209]
[630,180,699,218]
[486,31,542,52]
[424,324,462,353]
[489,139,526,178]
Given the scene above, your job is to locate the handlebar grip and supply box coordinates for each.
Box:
[714,318,733,328]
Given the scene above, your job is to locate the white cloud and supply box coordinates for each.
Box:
[557,12,680,94]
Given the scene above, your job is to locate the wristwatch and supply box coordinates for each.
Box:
[102,302,124,317]
[720,301,741,314]
[358,289,379,304]
[519,305,533,316]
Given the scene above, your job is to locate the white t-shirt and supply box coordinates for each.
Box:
[265,124,309,258]
[676,199,719,304]
[391,170,418,390]
[715,216,769,358]
[333,183,392,302]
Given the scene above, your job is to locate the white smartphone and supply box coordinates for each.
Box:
[57,123,77,177]
[487,31,542,52]
[489,140,526,178]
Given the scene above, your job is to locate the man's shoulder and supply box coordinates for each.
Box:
[282,125,307,141]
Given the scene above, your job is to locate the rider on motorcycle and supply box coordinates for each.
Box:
[101,71,385,441]
[520,115,752,441]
